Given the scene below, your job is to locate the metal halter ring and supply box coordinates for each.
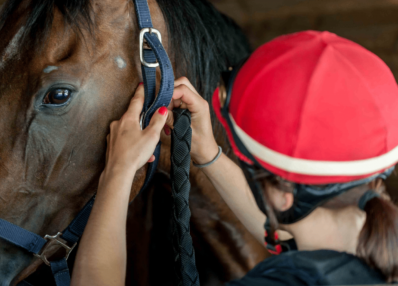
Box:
[139,28,162,68]
[33,232,77,266]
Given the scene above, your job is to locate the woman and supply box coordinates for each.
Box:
[71,31,398,285]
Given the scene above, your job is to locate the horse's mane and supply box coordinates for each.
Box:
[157,0,251,102]
[0,0,92,46]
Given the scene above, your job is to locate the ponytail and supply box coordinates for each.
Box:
[357,195,398,282]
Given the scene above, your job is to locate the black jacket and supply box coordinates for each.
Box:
[228,250,386,285]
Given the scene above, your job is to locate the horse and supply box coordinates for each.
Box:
[0,0,268,285]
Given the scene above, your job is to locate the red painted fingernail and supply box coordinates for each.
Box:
[138,82,143,86]
[164,125,171,136]
[158,107,168,116]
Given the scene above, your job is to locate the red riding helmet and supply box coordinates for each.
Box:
[213,30,398,253]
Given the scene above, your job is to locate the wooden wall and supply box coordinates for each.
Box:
[210,0,398,76]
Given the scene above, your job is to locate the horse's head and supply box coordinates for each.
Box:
[0,0,166,284]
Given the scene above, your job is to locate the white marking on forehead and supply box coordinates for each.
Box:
[115,56,127,69]
[0,26,24,70]
[43,66,59,74]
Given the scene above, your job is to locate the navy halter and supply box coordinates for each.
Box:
[0,1,174,285]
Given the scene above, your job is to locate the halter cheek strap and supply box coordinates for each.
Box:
[134,0,174,194]
[135,2,199,284]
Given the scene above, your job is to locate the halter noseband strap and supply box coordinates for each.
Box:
[0,195,95,286]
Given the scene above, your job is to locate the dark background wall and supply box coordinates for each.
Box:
[210,0,398,77]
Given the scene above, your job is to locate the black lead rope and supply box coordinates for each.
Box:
[171,109,200,286]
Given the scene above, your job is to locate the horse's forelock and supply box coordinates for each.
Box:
[0,0,93,53]
[0,25,23,70]
[156,0,250,143]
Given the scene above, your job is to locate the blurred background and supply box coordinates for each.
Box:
[209,0,398,76]
[209,0,398,198]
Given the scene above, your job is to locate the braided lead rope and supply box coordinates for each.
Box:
[170,109,200,286]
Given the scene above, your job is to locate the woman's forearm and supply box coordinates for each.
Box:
[71,167,135,286]
[71,85,168,284]
[200,154,293,244]
[200,154,266,244]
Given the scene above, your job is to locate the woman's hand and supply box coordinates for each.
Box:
[105,84,168,177]
[72,84,168,286]
[166,77,219,165]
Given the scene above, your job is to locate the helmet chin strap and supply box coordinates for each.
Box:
[277,167,394,225]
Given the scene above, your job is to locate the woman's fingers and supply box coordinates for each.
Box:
[167,98,174,110]
[124,83,145,122]
[105,134,110,164]
[172,84,204,113]
[145,108,168,162]
[168,78,202,114]
[163,111,174,136]
[172,99,189,110]
[145,107,168,138]
[147,155,156,163]
[174,77,200,96]
[165,109,175,128]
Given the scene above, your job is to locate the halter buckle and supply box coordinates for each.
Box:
[33,232,77,266]
[139,28,162,68]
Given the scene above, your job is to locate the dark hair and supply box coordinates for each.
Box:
[261,173,398,283]
[0,0,92,48]
[156,0,251,115]
[357,193,398,282]
[261,174,295,245]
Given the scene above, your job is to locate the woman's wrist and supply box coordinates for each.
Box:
[192,141,219,165]
[100,164,137,192]
[104,160,138,177]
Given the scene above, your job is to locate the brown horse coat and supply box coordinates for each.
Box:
[0,0,268,285]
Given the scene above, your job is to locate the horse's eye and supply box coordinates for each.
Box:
[43,89,71,105]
